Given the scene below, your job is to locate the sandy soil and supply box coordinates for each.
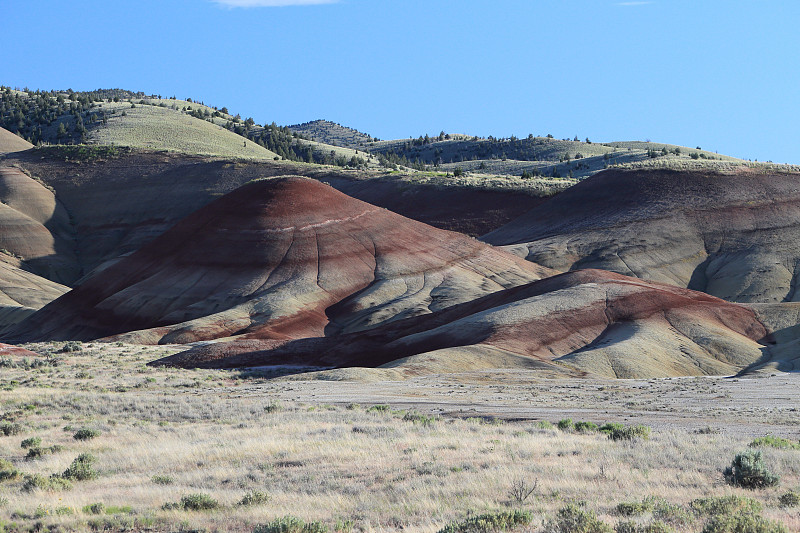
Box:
[222,367,800,438]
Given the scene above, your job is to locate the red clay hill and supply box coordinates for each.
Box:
[5,177,552,344]
[154,269,773,379]
[483,168,800,304]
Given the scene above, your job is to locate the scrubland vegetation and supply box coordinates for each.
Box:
[0,343,797,532]
[11,86,796,183]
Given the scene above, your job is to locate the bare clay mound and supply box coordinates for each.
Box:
[155,269,772,379]
[0,127,33,155]
[483,168,800,304]
[0,167,79,284]
[4,149,551,282]
[0,167,74,327]
[4,177,552,344]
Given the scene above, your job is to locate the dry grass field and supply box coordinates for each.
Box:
[87,103,278,160]
[92,99,377,168]
[0,342,798,532]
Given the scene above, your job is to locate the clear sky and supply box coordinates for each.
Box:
[3,0,798,163]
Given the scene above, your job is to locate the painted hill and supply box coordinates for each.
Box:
[5,177,552,344]
[2,148,561,286]
[0,167,78,284]
[0,127,33,154]
[484,167,800,304]
[0,166,74,327]
[154,269,771,379]
[0,261,69,328]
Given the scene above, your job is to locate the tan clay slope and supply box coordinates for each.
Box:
[0,167,79,284]
[744,303,800,373]
[5,177,552,344]
[483,168,800,304]
[155,269,770,379]
[0,261,69,329]
[0,127,33,155]
[0,166,75,327]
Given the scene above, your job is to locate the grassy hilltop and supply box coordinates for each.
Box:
[1,86,761,182]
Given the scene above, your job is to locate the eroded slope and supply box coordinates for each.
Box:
[484,168,800,303]
[5,177,551,344]
[155,269,771,379]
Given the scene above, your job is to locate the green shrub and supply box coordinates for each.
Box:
[264,401,282,413]
[702,512,787,533]
[253,516,329,533]
[25,444,63,459]
[82,502,105,515]
[557,418,574,431]
[616,501,652,516]
[575,421,599,433]
[334,519,354,533]
[179,493,219,511]
[536,420,555,430]
[616,522,638,533]
[238,490,270,506]
[778,491,800,508]
[643,522,673,533]
[724,450,779,489]
[608,425,651,441]
[616,520,674,533]
[26,446,45,459]
[0,422,22,436]
[0,459,20,482]
[437,510,533,533]
[366,404,390,413]
[544,504,612,533]
[691,495,762,516]
[104,505,133,515]
[600,423,625,434]
[59,341,83,353]
[62,453,98,481]
[151,474,173,485]
[651,499,692,528]
[73,428,101,441]
[22,473,73,492]
[403,411,436,426]
[20,436,41,449]
[749,435,800,450]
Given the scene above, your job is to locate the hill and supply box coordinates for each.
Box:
[483,167,800,304]
[0,166,78,284]
[0,88,381,166]
[0,126,33,154]
[365,134,743,179]
[0,165,74,327]
[2,87,754,180]
[154,268,771,379]
[289,119,375,149]
[86,101,278,159]
[0,261,69,328]
[2,147,566,286]
[5,177,552,344]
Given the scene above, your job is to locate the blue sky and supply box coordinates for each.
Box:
[2,1,798,163]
